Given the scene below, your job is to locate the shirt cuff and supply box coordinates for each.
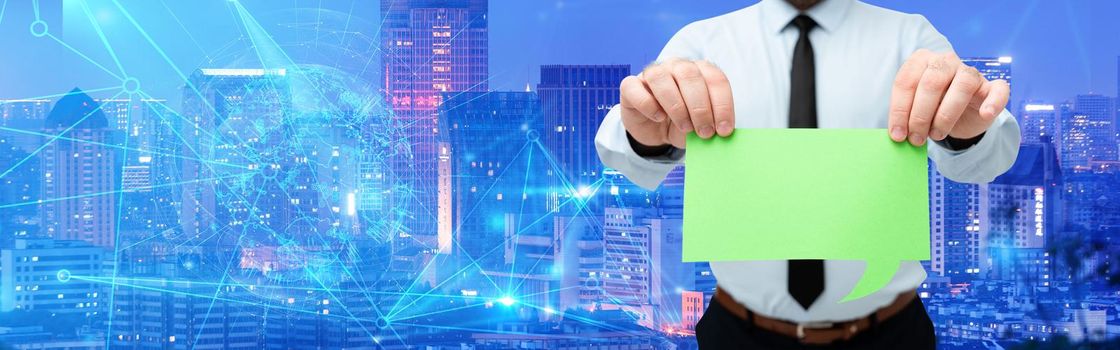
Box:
[934,132,985,151]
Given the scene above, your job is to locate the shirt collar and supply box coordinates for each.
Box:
[761,0,854,34]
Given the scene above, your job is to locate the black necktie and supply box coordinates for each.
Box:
[787,14,825,310]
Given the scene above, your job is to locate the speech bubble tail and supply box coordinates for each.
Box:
[839,260,902,303]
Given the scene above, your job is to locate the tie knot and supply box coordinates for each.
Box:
[791,15,817,33]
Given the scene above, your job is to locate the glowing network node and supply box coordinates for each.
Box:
[375,317,390,329]
[57,269,72,282]
[29,20,48,37]
[122,77,141,94]
[525,129,539,142]
[496,296,516,307]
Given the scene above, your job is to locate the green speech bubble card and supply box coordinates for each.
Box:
[682,129,929,303]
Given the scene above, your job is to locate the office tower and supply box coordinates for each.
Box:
[1060,94,1117,170]
[0,99,50,153]
[0,239,107,317]
[110,264,259,350]
[985,142,1061,286]
[439,91,544,273]
[928,167,984,280]
[600,206,692,330]
[0,138,40,244]
[927,58,1014,281]
[553,214,603,312]
[680,290,704,334]
[381,0,489,245]
[1019,102,1056,144]
[40,88,117,248]
[537,65,630,207]
[179,68,299,246]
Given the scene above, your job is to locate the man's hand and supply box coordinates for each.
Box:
[888,49,1009,146]
[620,59,734,149]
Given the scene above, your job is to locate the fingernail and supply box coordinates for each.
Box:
[985,106,998,117]
[930,130,945,140]
[678,120,693,132]
[890,127,905,141]
[717,121,733,135]
[699,125,715,138]
[653,112,667,122]
[908,132,925,145]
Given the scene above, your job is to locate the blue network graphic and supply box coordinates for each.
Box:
[0,1,675,348]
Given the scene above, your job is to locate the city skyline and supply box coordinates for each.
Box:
[0,1,1118,349]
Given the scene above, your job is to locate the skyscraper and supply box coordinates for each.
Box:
[986,142,1061,286]
[381,0,489,244]
[1059,94,1116,169]
[928,57,1013,281]
[537,65,630,197]
[439,91,544,273]
[179,68,294,246]
[0,99,50,153]
[40,88,117,248]
[1019,102,1056,144]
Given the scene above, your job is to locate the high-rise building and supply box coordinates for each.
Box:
[109,264,259,350]
[0,239,108,317]
[1059,94,1116,170]
[0,99,50,153]
[179,68,298,246]
[928,168,984,280]
[0,138,40,244]
[381,0,489,244]
[985,142,1061,285]
[600,206,692,330]
[928,57,1015,281]
[1019,102,1056,144]
[439,91,544,273]
[553,214,604,312]
[537,65,630,199]
[40,88,117,248]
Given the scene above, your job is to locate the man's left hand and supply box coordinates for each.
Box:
[887,49,1010,146]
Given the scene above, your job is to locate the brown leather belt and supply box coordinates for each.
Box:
[713,287,917,345]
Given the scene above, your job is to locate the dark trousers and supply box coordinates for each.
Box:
[695,297,936,349]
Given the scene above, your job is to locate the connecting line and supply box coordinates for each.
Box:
[3,86,122,102]
[77,0,128,78]
[104,94,136,345]
[43,33,124,81]
[507,143,535,292]
[0,89,126,181]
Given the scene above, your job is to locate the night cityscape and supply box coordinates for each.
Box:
[0,1,1118,349]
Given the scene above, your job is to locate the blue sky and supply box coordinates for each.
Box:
[0,0,1116,107]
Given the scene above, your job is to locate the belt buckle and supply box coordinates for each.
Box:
[795,321,834,340]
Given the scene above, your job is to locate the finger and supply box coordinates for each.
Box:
[908,53,959,146]
[667,123,688,149]
[643,63,691,132]
[930,65,982,141]
[620,75,665,122]
[888,49,933,142]
[978,79,1009,120]
[697,61,735,137]
[671,60,716,139]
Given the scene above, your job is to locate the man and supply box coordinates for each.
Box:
[594,0,1020,348]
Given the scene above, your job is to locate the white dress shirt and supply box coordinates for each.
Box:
[595,0,1020,322]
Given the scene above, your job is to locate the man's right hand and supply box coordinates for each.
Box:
[620,59,735,150]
